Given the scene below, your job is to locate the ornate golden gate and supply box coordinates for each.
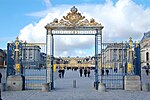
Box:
[45,6,104,90]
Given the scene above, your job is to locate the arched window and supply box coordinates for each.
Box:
[146,52,149,61]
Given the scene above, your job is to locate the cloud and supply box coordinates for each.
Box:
[43,0,51,8]
[19,0,150,57]
[26,0,52,17]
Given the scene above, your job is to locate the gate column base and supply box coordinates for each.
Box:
[124,75,141,91]
[42,83,50,92]
[6,75,24,91]
[98,83,106,92]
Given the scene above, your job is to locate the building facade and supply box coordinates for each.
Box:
[103,43,127,70]
[0,49,6,67]
[140,31,150,68]
[55,56,96,69]
[22,44,46,69]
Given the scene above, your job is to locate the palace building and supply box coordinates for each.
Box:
[103,43,127,70]
[140,31,150,68]
[55,56,96,69]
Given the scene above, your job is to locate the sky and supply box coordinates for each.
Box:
[0,0,150,57]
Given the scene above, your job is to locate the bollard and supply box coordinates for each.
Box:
[142,83,149,92]
[73,80,76,88]
[42,83,50,92]
[98,83,106,92]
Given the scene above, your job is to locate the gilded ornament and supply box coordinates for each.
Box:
[45,6,103,29]
[63,6,85,26]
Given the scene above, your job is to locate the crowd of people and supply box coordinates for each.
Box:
[58,67,91,78]
[58,67,121,78]
[101,68,109,76]
[79,67,91,77]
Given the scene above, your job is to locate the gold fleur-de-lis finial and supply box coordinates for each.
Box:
[129,37,132,40]
[16,37,19,41]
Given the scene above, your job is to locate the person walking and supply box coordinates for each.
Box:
[114,67,117,73]
[84,68,87,77]
[106,68,109,76]
[58,67,62,78]
[62,67,65,78]
[79,67,83,77]
[146,68,149,75]
[87,67,90,77]
[101,68,104,76]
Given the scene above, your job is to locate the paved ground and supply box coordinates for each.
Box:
[1,70,150,100]
[141,69,150,84]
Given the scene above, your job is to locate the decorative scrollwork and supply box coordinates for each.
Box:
[46,6,103,29]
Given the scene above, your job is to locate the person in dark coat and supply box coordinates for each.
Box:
[58,67,62,78]
[79,67,83,77]
[84,68,87,77]
[146,68,149,75]
[62,67,65,78]
[114,67,117,73]
[87,67,90,77]
[106,68,109,76]
[101,68,104,76]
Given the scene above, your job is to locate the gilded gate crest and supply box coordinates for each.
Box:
[63,6,85,26]
[46,6,103,28]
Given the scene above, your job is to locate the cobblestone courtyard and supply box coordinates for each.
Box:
[1,70,150,100]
